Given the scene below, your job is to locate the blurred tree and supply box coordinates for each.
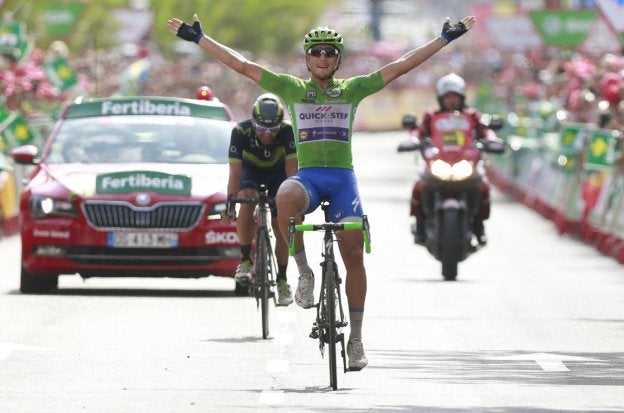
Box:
[155,0,333,57]
[1,0,332,57]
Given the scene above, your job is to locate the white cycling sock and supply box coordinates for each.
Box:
[349,308,364,341]
[294,248,313,276]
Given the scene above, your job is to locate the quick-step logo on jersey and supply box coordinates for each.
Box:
[294,103,352,143]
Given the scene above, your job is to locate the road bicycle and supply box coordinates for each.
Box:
[227,184,279,339]
[288,200,371,390]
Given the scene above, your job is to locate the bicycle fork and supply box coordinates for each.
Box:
[309,258,349,373]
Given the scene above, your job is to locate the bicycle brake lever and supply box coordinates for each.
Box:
[288,217,296,256]
[362,215,371,254]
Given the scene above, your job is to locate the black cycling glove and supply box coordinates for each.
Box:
[176,20,204,43]
[440,20,467,43]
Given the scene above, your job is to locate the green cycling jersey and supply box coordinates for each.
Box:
[259,69,384,169]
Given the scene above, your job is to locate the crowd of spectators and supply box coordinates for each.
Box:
[1,36,622,134]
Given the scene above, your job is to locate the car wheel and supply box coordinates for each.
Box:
[20,266,58,293]
[234,281,249,296]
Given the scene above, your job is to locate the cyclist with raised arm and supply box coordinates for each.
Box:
[169,13,475,371]
[222,94,297,306]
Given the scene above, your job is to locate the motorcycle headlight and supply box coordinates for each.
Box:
[30,195,78,219]
[431,160,453,180]
[430,159,474,181]
[451,160,474,180]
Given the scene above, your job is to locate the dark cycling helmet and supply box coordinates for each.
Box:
[196,85,214,100]
[252,93,284,127]
[303,27,343,52]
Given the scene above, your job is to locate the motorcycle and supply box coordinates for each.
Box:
[398,111,505,280]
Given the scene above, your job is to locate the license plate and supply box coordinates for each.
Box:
[108,232,179,248]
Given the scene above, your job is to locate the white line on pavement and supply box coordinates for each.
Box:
[259,390,284,405]
[266,358,290,373]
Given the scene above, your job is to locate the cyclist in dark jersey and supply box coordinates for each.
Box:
[223,93,297,306]
[169,13,475,371]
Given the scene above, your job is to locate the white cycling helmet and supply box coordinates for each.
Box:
[436,73,466,98]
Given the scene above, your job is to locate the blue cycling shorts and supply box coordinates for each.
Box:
[286,167,363,222]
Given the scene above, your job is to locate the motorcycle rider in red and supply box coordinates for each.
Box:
[410,73,494,245]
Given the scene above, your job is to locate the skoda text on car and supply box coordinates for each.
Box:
[11,96,241,293]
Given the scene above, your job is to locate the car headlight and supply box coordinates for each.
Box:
[430,159,474,181]
[30,195,78,219]
[207,202,226,220]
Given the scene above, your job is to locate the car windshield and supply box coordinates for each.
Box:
[45,115,232,164]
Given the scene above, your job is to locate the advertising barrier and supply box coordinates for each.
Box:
[488,117,624,264]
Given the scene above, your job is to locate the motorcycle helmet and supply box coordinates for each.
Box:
[196,85,214,100]
[252,93,284,128]
[303,27,343,53]
[436,73,466,110]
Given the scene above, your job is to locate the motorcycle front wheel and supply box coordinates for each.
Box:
[440,209,460,281]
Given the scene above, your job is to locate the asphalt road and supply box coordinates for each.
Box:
[1,131,623,413]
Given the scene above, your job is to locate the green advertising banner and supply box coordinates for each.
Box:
[0,107,10,151]
[96,171,192,196]
[65,98,230,120]
[45,56,78,91]
[0,111,37,148]
[530,10,598,46]
[584,129,616,170]
[0,22,32,61]
[42,3,86,36]
[559,123,586,154]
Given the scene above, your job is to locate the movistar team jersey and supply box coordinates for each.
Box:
[228,119,296,171]
[259,69,384,169]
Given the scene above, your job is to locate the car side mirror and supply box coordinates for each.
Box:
[10,145,39,165]
[402,114,418,130]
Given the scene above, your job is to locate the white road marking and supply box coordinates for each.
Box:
[266,358,289,373]
[273,333,294,346]
[276,310,296,325]
[259,390,284,405]
[257,310,295,406]
[492,353,603,372]
[0,342,54,362]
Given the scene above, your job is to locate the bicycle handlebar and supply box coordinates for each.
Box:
[288,215,372,256]
[226,193,275,218]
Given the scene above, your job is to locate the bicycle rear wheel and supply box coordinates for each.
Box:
[325,260,338,390]
[257,229,270,339]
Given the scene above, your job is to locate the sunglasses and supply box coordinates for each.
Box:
[255,123,280,133]
[307,46,339,57]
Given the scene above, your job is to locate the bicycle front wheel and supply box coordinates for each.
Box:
[325,260,338,390]
[257,229,270,339]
